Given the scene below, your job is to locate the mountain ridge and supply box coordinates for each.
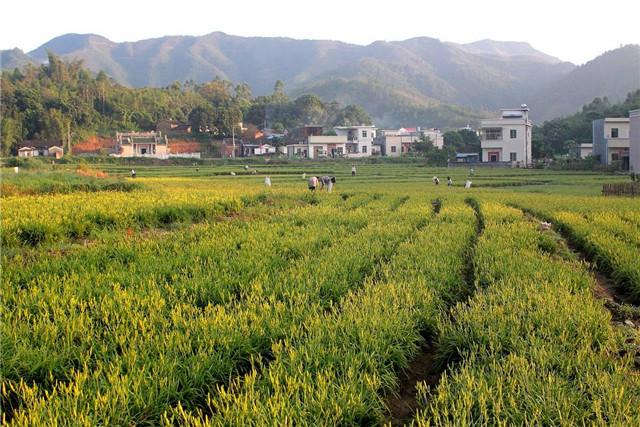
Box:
[2,32,638,125]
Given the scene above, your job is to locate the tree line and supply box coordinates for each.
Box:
[532,90,640,158]
[1,53,372,155]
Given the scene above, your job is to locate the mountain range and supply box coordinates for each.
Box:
[2,33,639,126]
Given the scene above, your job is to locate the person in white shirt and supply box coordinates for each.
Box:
[308,176,319,191]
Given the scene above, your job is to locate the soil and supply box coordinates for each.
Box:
[384,341,442,426]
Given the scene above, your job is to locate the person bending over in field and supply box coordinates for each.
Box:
[308,176,319,192]
[432,176,440,185]
[320,175,336,193]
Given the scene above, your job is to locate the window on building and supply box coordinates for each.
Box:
[484,128,502,140]
[362,130,367,138]
[510,152,517,161]
[362,145,368,153]
[611,153,619,161]
[510,129,517,139]
[611,128,619,138]
[391,145,397,153]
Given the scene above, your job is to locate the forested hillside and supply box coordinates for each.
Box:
[533,90,640,156]
[4,33,638,126]
[0,54,371,155]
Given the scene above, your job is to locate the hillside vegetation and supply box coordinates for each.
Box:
[3,33,638,123]
[0,55,372,155]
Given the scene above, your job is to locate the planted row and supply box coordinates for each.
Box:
[511,195,640,302]
[1,189,247,247]
[414,203,640,426]
[2,195,418,425]
[166,202,477,425]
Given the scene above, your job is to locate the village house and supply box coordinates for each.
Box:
[629,110,640,174]
[480,105,532,166]
[421,128,444,149]
[241,143,277,157]
[285,125,348,159]
[592,118,630,166]
[115,131,169,158]
[376,127,444,156]
[287,135,347,159]
[333,125,377,157]
[376,134,415,156]
[288,125,323,141]
[17,140,64,159]
[570,143,593,159]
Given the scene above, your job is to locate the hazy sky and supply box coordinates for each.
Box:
[2,0,639,65]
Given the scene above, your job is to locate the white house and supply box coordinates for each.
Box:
[421,128,444,149]
[378,135,414,156]
[242,143,277,157]
[287,135,347,159]
[571,143,593,159]
[629,110,640,174]
[592,118,630,165]
[17,140,64,159]
[333,125,377,157]
[480,105,532,165]
[376,127,443,156]
[115,132,169,158]
[17,147,38,157]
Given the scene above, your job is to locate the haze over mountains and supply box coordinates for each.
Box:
[2,32,639,126]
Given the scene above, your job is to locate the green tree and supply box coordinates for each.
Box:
[1,117,23,155]
[189,106,216,133]
[293,94,326,125]
[271,80,289,104]
[233,83,253,111]
[443,131,463,149]
[333,105,372,126]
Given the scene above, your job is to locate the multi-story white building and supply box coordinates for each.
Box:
[287,135,347,159]
[375,127,443,156]
[333,125,377,157]
[480,105,532,166]
[421,128,444,149]
[592,118,630,165]
[629,110,640,174]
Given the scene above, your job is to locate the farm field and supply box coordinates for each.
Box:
[2,162,640,426]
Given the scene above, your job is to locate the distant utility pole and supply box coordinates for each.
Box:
[232,125,236,158]
[67,121,72,154]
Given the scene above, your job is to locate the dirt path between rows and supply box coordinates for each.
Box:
[384,198,484,426]
[385,341,441,426]
[518,209,640,372]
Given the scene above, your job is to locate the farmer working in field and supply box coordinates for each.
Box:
[308,176,319,192]
[320,175,336,193]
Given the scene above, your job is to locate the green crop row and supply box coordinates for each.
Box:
[510,195,640,302]
[164,202,477,425]
[2,195,428,425]
[414,203,640,426]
